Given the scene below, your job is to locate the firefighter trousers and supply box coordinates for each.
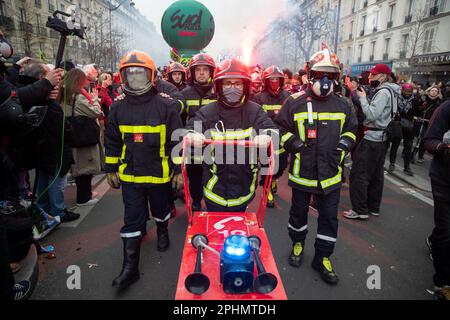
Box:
[288,188,341,257]
[186,164,203,204]
[120,183,171,238]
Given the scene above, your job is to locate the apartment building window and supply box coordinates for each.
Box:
[0,1,4,16]
[360,15,366,36]
[426,0,446,16]
[36,14,41,31]
[384,38,390,60]
[401,34,409,58]
[407,0,414,16]
[48,0,54,12]
[387,4,395,28]
[19,8,26,22]
[373,11,379,32]
[358,44,363,62]
[35,0,41,8]
[61,3,65,11]
[346,47,351,64]
[349,20,354,39]
[370,41,376,61]
[423,26,436,53]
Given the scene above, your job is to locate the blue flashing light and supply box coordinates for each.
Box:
[223,235,251,260]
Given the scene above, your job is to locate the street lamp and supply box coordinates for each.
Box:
[108,0,135,72]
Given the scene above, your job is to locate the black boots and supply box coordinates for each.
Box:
[112,236,142,290]
[156,221,170,252]
[311,256,339,285]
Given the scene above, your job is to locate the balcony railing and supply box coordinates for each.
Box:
[360,29,365,36]
[20,22,33,33]
[387,21,393,28]
[0,15,14,30]
[405,15,412,23]
[429,6,438,16]
[383,53,389,60]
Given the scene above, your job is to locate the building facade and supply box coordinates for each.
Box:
[0,0,166,70]
[338,0,450,83]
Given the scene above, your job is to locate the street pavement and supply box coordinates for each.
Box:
[31,156,437,300]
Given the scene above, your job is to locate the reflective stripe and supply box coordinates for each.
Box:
[288,223,308,232]
[186,100,200,107]
[211,127,254,140]
[289,174,318,187]
[203,168,258,207]
[120,231,142,238]
[178,100,185,114]
[119,125,165,134]
[262,104,282,111]
[341,131,356,141]
[320,167,342,189]
[202,99,217,105]
[293,153,300,176]
[281,132,294,144]
[172,156,183,165]
[293,112,346,121]
[317,234,337,243]
[275,148,285,155]
[206,174,218,190]
[154,212,171,223]
[118,164,172,184]
[105,156,119,164]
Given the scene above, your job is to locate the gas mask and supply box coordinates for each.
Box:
[311,76,334,97]
[122,67,152,95]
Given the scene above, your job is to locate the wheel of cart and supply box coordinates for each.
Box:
[175,137,287,300]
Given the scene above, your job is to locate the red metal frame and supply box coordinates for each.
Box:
[176,137,286,300]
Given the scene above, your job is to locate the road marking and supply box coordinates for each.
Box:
[384,173,405,187]
[384,173,434,206]
[61,177,111,228]
[400,187,434,207]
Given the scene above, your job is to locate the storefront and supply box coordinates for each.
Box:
[409,51,450,84]
[348,61,393,77]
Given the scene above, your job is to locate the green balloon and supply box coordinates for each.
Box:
[161,0,215,52]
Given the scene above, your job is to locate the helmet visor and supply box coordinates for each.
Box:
[121,67,152,92]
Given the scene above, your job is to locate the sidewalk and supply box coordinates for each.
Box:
[384,142,432,193]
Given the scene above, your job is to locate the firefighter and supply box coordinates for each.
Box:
[181,53,217,211]
[275,48,357,285]
[250,72,263,100]
[104,51,183,290]
[167,62,187,92]
[253,65,290,208]
[185,58,277,212]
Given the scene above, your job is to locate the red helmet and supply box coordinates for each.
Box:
[213,58,252,107]
[188,53,215,83]
[167,62,186,75]
[263,65,285,92]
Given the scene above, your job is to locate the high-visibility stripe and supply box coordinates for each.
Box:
[206,174,218,190]
[293,153,300,176]
[202,99,217,105]
[119,125,165,134]
[105,156,119,164]
[317,234,337,243]
[320,167,342,189]
[341,131,356,141]
[293,112,346,121]
[120,231,142,238]
[178,100,185,114]
[203,168,258,207]
[289,174,318,187]
[118,164,172,184]
[288,223,308,232]
[262,104,282,111]
[211,127,254,140]
[281,132,294,144]
[275,148,285,155]
[154,212,171,223]
[186,100,200,107]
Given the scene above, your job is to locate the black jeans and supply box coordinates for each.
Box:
[418,122,429,159]
[0,222,14,300]
[288,188,341,257]
[349,139,388,215]
[430,180,450,287]
[389,136,413,169]
[75,174,93,204]
[206,202,247,213]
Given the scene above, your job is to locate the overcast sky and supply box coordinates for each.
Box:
[133,0,288,61]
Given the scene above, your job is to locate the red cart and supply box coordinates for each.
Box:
[175,138,287,300]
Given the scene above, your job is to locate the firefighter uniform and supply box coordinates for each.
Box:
[180,54,217,210]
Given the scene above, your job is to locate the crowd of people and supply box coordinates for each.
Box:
[1,28,449,301]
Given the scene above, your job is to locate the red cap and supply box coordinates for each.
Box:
[370,64,391,75]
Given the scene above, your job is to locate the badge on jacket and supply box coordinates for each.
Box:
[134,133,144,143]
[307,129,317,139]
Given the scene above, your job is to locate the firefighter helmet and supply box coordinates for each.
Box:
[213,58,251,107]
[168,62,186,75]
[263,65,285,94]
[309,48,340,74]
[119,51,155,95]
[188,53,215,83]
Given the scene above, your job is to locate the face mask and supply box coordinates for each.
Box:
[311,76,334,97]
[402,93,412,99]
[223,87,244,105]
[370,80,381,88]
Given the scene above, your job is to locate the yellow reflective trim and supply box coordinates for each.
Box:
[262,104,282,111]
[118,164,172,184]
[186,100,200,107]
[210,127,254,140]
[178,100,185,114]
[119,125,165,134]
[121,132,126,161]
[206,174,218,190]
[289,174,318,187]
[275,148,285,155]
[105,156,119,164]
[341,131,356,141]
[172,156,183,165]
[202,99,217,105]
[320,167,342,189]
[293,112,346,121]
